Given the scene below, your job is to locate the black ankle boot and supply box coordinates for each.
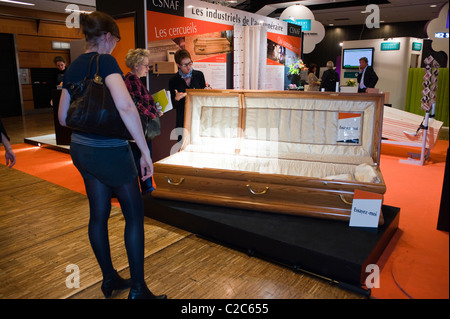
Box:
[128,283,167,299]
[101,270,132,298]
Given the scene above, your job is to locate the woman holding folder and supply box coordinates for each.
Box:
[124,48,162,195]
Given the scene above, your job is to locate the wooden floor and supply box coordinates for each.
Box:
[0,111,365,299]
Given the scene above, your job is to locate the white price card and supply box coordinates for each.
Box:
[349,190,383,228]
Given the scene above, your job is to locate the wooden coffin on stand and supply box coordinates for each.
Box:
[152,90,386,224]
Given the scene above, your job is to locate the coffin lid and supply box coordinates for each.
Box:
[181,90,384,166]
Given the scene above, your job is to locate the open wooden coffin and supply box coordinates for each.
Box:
[152,90,386,223]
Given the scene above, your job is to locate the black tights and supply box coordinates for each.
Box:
[84,177,145,286]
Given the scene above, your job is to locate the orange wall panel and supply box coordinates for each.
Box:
[112,16,136,74]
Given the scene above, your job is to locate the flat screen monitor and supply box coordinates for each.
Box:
[342,48,374,69]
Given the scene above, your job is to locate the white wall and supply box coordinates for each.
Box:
[341,37,423,110]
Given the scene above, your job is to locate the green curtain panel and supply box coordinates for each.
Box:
[406,68,449,127]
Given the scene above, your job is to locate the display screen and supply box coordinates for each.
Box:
[342,48,374,69]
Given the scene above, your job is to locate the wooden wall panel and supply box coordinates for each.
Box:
[0,17,81,39]
[1,7,82,112]
[40,52,70,68]
[0,17,37,35]
[16,35,41,52]
[38,21,81,39]
[37,37,74,53]
[21,85,33,101]
[17,35,74,53]
[0,5,70,21]
[18,51,71,68]
[17,51,40,68]
[23,100,34,111]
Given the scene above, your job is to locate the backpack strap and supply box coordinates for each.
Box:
[93,54,103,85]
[83,54,98,80]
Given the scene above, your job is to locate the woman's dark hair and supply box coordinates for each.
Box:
[174,49,191,65]
[54,56,66,64]
[80,11,121,44]
[308,63,317,74]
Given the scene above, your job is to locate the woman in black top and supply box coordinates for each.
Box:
[168,49,208,133]
[58,11,165,300]
[54,56,66,86]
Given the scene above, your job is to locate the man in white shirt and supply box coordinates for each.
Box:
[357,57,378,93]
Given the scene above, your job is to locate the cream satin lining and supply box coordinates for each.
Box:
[158,151,380,183]
[167,94,381,183]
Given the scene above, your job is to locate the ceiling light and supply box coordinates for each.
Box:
[65,8,92,14]
[0,0,35,5]
[430,5,437,8]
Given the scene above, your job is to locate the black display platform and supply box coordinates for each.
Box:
[144,196,400,296]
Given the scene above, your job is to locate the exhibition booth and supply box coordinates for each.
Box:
[22,0,449,297]
[90,0,401,296]
[340,37,423,109]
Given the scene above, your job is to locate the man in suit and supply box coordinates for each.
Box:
[357,57,378,93]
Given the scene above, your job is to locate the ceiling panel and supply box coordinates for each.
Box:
[0,0,447,26]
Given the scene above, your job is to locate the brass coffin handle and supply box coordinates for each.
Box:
[246,184,269,195]
[339,194,353,205]
[166,176,185,186]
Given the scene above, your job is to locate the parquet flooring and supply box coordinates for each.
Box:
[0,113,365,299]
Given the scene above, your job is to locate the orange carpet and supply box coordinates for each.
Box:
[4,140,449,299]
[372,140,449,299]
[8,144,121,207]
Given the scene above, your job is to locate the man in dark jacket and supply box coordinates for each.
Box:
[169,49,207,131]
[320,61,340,92]
[357,57,378,93]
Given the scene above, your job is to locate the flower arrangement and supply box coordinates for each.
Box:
[288,84,298,90]
[287,58,307,75]
[346,79,356,87]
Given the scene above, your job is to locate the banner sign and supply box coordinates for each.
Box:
[285,19,311,31]
[146,0,301,90]
[147,0,287,35]
[287,23,302,38]
[412,42,422,51]
[380,42,400,51]
[147,0,184,17]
